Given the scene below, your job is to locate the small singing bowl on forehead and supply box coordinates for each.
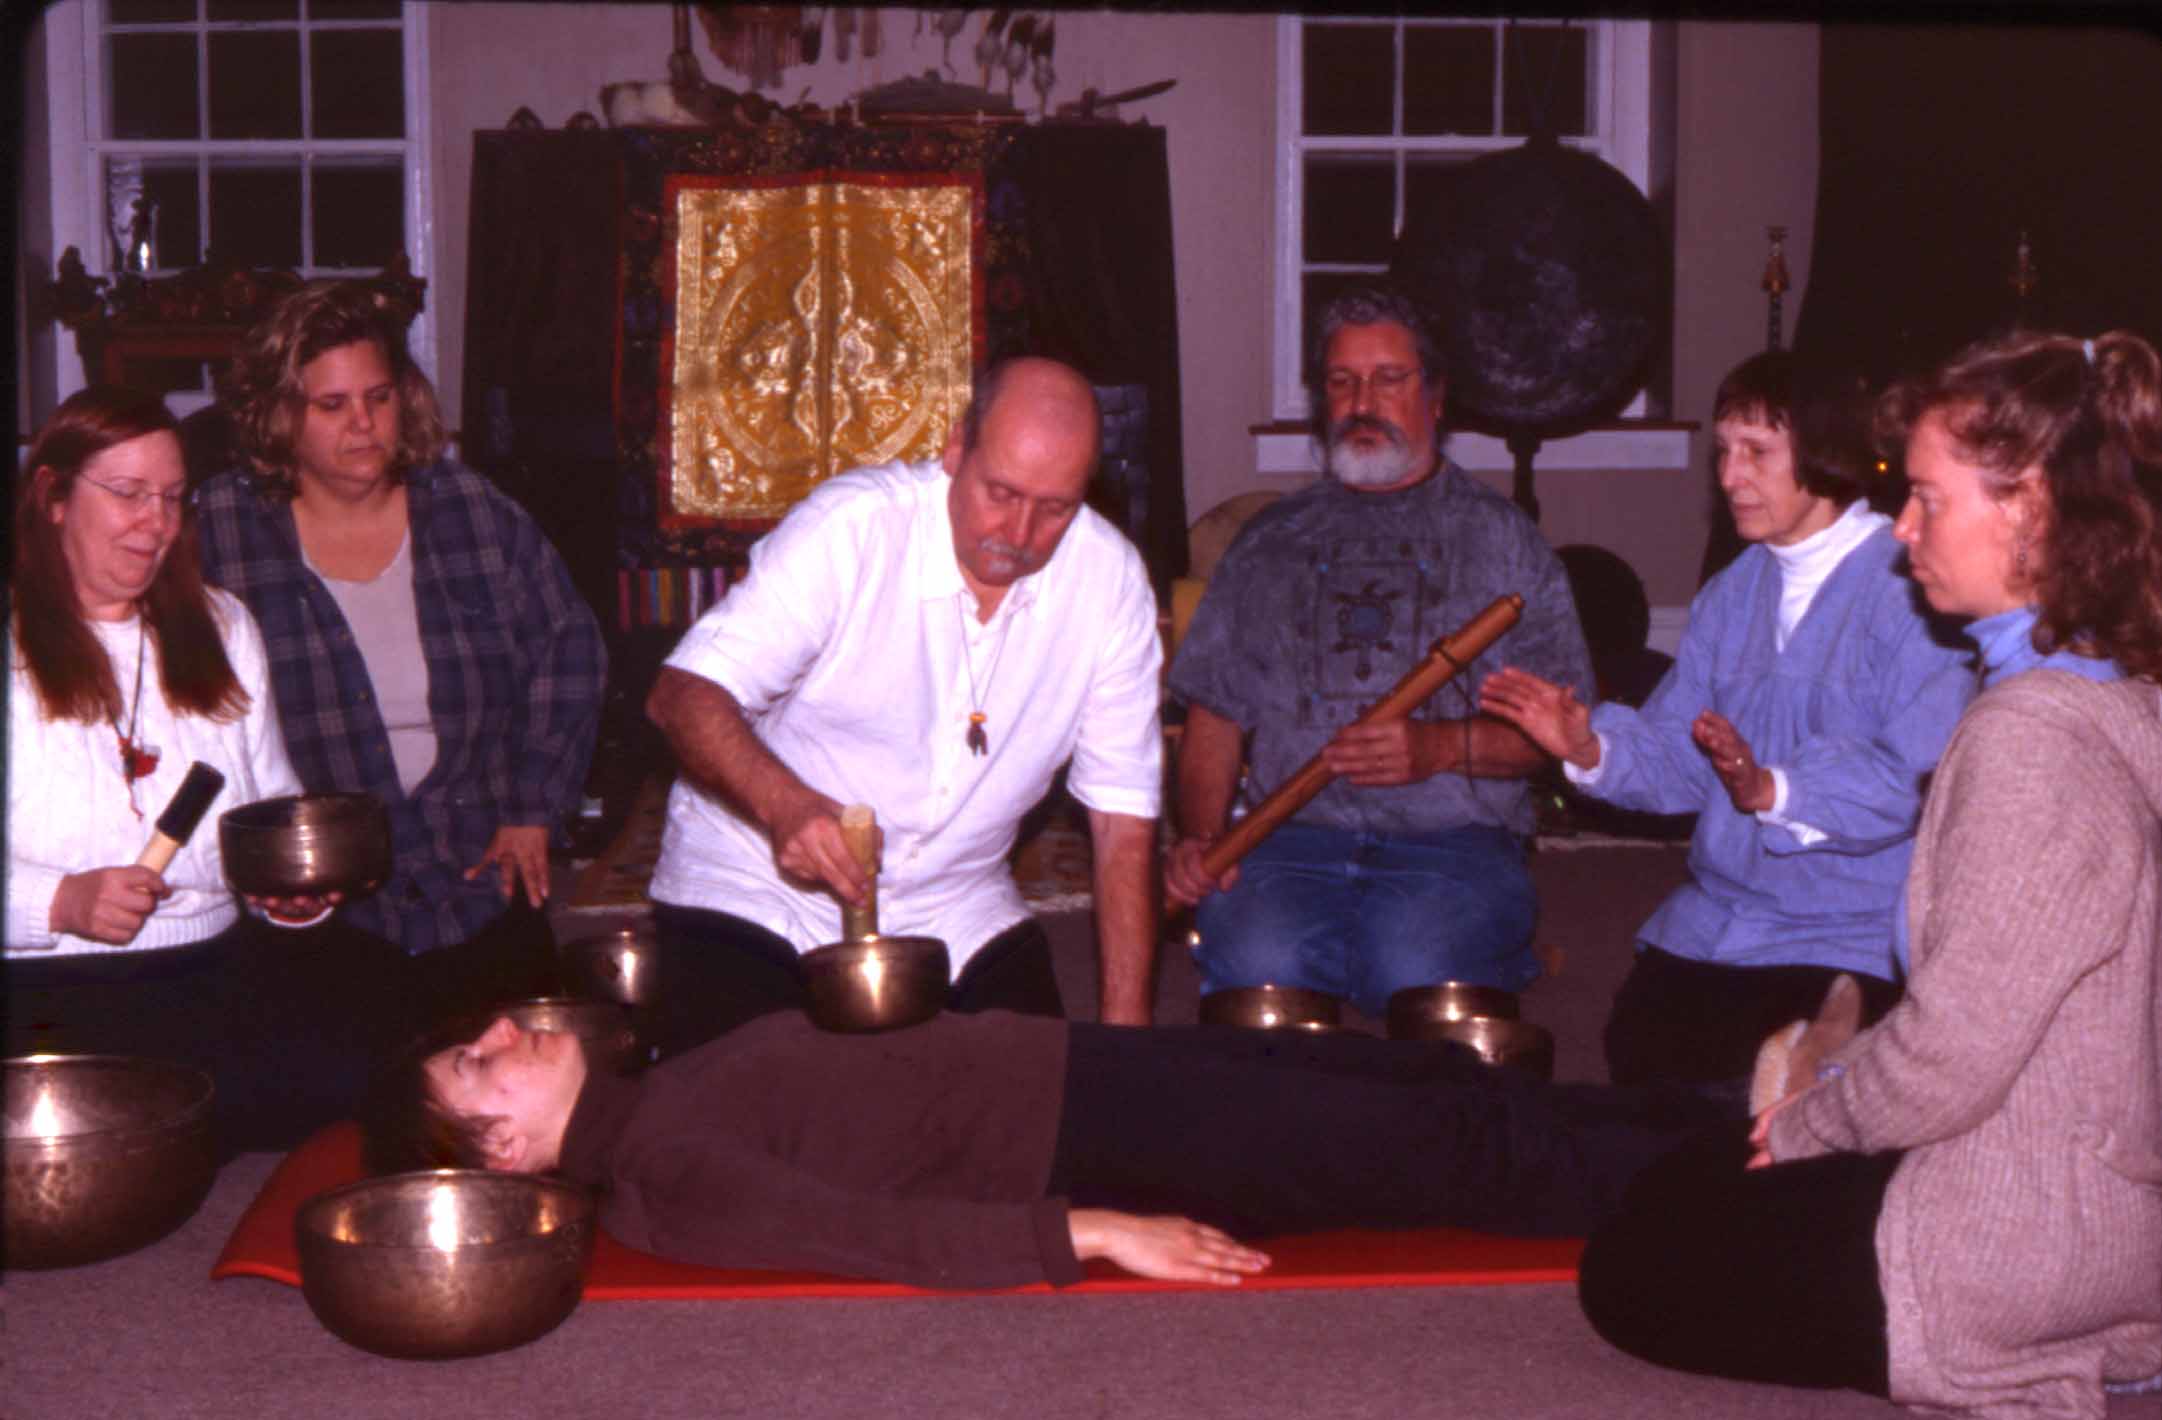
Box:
[1198,985,1345,1032]
[1419,1016,1557,1082]
[1386,982,1522,1039]
[557,925,660,1008]
[295,1171,597,1359]
[432,998,644,1075]
[5,1054,216,1269]
[219,792,391,898]
[801,935,950,1033]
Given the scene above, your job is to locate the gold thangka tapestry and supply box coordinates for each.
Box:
[661,172,980,526]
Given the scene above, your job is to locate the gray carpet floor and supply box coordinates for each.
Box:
[7,843,2153,1419]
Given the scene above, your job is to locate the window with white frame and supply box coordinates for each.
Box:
[38,0,433,405]
[1272,15,1654,420]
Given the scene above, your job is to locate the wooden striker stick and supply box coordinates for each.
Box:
[1197,593,1524,880]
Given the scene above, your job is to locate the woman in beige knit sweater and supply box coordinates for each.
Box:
[1578,328,2162,1419]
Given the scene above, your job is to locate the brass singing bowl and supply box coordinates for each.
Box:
[557,925,660,1008]
[800,935,950,1033]
[219,792,391,898]
[1417,1016,1557,1081]
[295,1171,597,1359]
[433,998,645,1075]
[1385,982,1522,1039]
[1198,985,1346,1032]
[5,1055,216,1269]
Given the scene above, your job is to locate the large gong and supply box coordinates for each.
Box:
[1390,132,1666,513]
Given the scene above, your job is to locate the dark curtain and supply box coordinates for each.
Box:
[461,129,625,631]
[1008,125,1189,591]
[1793,23,2162,391]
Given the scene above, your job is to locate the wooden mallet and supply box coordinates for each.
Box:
[137,761,227,872]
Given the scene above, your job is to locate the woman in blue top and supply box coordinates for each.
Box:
[1482,353,1974,1097]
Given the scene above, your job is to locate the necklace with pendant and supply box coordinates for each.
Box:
[112,619,161,813]
[956,596,1012,757]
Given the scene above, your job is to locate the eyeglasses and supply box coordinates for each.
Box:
[1322,366,1423,400]
[80,474,190,516]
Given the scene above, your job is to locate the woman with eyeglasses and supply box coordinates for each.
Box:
[7,386,388,1156]
[1576,330,2162,1418]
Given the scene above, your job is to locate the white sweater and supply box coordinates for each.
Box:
[7,589,304,956]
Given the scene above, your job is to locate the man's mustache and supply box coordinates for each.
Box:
[1328,413,1407,447]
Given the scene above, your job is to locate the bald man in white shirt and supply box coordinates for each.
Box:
[645,358,1163,1036]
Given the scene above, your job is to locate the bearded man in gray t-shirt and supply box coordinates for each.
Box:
[1165,285,1593,1016]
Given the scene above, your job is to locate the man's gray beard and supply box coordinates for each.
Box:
[1326,422,1420,488]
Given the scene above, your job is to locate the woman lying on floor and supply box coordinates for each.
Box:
[362,1008,1726,1290]
[1578,329,2162,1418]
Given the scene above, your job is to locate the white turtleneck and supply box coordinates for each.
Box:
[1766,501,1889,652]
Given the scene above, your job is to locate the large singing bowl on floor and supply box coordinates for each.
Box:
[219,792,392,898]
[5,1055,216,1269]
[801,935,950,1032]
[296,1170,597,1359]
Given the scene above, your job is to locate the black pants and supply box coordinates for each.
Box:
[1046,1024,1731,1241]
[1604,945,1902,1095]
[648,902,1064,1059]
[1577,1124,1896,1395]
[7,918,405,1161]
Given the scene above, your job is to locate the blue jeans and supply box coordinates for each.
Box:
[1192,821,1539,1017]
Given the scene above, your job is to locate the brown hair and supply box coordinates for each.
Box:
[1306,282,1447,442]
[12,386,248,724]
[1714,349,1878,508]
[357,1040,496,1176]
[219,279,446,495]
[1877,329,2162,682]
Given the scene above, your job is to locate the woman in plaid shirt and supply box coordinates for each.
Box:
[195,281,605,1028]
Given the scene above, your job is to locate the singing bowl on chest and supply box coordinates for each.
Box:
[1198,985,1347,1033]
[5,1054,216,1269]
[800,935,951,1033]
[295,1170,597,1359]
[218,792,391,898]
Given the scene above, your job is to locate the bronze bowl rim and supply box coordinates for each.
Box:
[4,1052,216,1146]
[218,789,388,829]
[293,1167,597,1249]
[1197,984,1348,1028]
[1384,982,1524,1036]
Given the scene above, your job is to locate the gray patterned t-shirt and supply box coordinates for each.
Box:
[1168,463,1593,838]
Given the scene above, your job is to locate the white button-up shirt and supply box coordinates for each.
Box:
[649,459,1163,968]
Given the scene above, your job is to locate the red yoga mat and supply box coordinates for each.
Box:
[214,1122,1585,1299]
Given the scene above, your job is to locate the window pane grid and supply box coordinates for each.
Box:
[1280,14,1626,415]
[93,0,411,280]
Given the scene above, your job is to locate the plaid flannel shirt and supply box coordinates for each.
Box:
[194,458,606,953]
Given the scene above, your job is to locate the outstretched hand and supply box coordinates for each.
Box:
[1478,666,1599,768]
[467,824,552,907]
[1068,1208,1272,1285]
[1691,711,1775,814]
